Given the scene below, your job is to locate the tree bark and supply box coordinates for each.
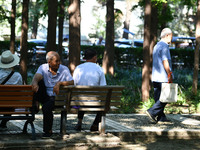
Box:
[161,2,167,29]
[102,0,114,75]
[58,0,65,62]
[68,0,81,74]
[192,0,200,94]
[47,0,58,52]
[122,0,132,39]
[31,1,39,39]
[142,0,151,102]
[149,2,158,80]
[20,0,29,84]
[10,0,16,54]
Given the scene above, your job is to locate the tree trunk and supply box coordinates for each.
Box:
[68,0,81,73]
[47,0,58,52]
[142,0,151,102]
[31,1,39,39]
[192,0,200,94]
[122,0,132,39]
[10,0,16,54]
[161,2,167,29]
[102,0,115,75]
[149,2,158,80]
[20,0,29,84]
[58,0,65,62]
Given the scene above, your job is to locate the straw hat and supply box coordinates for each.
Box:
[0,50,20,68]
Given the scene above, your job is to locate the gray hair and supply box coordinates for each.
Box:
[160,28,172,38]
[46,51,59,62]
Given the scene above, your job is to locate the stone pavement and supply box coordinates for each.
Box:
[1,113,200,149]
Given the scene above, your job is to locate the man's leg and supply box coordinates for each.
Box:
[42,96,55,137]
[75,111,85,130]
[147,82,167,121]
[90,112,102,131]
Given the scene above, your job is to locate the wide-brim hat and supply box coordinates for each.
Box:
[0,50,20,68]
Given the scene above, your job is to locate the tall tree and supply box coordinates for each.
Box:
[192,0,200,94]
[149,2,158,79]
[20,0,29,84]
[141,0,151,101]
[102,0,115,75]
[68,0,81,73]
[10,0,16,54]
[46,0,58,52]
[30,0,39,39]
[58,0,65,62]
[122,0,133,39]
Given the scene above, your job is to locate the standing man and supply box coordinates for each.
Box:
[32,51,74,138]
[0,50,22,129]
[146,28,173,124]
[73,49,107,131]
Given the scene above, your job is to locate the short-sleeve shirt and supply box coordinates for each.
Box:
[73,62,106,86]
[36,64,73,96]
[152,41,172,83]
[0,68,22,85]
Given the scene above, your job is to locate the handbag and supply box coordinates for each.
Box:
[159,83,178,103]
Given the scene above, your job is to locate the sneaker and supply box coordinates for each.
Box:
[74,124,82,131]
[42,132,52,139]
[90,124,98,131]
[146,110,157,123]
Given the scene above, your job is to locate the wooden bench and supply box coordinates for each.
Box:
[0,85,36,140]
[55,85,125,134]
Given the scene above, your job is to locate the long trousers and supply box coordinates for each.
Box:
[148,82,167,121]
[78,111,102,125]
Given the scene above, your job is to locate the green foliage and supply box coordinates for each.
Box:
[140,98,155,111]
[106,66,142,113]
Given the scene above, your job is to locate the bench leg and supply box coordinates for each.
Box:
[100,113,106,134]
[23,120,36,140]
[60,111,67,135]
[23,121,28,133]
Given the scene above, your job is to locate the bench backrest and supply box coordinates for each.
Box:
[55,85,124,113]
[0,85,34,114]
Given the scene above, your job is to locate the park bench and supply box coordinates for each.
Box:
[55,85,125,135]
[0,85,36,140]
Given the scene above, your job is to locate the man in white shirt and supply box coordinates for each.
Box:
[73,49,106,131]
[0,50,22,129]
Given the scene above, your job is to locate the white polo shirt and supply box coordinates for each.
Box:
[73,62,106,86]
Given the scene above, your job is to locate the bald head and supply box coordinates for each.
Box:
[46,51,60,62]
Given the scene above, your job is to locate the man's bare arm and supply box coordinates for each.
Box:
[53,80,74,95]
[32,73,43,92]
[163,60,173,83]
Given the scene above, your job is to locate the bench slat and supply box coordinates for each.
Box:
[0,92,33,96]
[0,85,32,91]
[70,101,105,106]
[77,108,105,111]
[0,97,33,101]
[71,96,106,101]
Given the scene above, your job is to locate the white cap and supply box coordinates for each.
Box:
[160,28,172,38]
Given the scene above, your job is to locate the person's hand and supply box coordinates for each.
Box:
[53,82,60,95]
[32,83,39,93]
[168,72,173,83]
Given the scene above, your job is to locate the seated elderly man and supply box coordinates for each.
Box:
[32,51,74,138]
[73,48,107,131]
[0,50,22,130]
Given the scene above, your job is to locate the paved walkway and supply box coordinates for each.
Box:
[1,113,200,149]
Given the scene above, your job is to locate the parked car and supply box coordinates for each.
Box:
[171,37,195,49]
[114,39,133,48]
[133,39,143,48]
